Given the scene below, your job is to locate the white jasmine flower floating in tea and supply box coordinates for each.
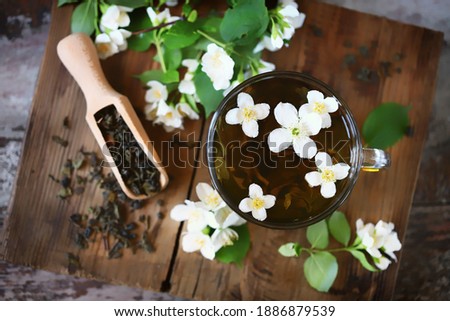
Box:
[267,102,322,159]
[225,93,270,138]
[356,219,402,270]
[239,183,276,221]
[305,152,350,198]
[299,90,339,128]
[201,44,235,90]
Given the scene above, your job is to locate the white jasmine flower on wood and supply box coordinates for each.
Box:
[356,219,402,270]
[196,182,225,211]
[170,200,210,232]
[179,59,199,95]
[238,183,276,221]
[225,92,270,138]
[201,44,235,90]
[208,206,246,251]
[299,90,339,128]
[176,102,199,120]
[100,5,132,31]
[305,152,350,198]
[267,102,322,158]
[95,33,119,60]
[182,231,215,260]
[145,81,168,104]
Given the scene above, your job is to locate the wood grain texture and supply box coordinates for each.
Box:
[0,0,443,300]
[168,1,443,300]
[0,2,204,293]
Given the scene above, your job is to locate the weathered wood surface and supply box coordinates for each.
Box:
[0,0,443,300]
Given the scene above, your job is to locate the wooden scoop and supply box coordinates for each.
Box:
[57,33,169,200]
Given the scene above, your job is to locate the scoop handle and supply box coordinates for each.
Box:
[57,33,116,105]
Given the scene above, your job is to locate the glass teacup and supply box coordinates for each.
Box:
[207,71,390,229]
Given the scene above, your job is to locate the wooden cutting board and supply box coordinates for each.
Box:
[0,1,442,300]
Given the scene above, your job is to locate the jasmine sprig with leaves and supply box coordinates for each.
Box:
[58,0,307,131]
[278,211,402,292]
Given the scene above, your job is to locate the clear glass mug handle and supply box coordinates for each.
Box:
[362,148,391,172]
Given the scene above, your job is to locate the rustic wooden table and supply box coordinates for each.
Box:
[0,1,444,300]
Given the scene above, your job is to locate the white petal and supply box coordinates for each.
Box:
[267,128,292,153]
[252,208,267,221]
[383,232,402,252]
[249,183,264,199]
[182,59,199,72]
[324,97,339,113]
[186,216,208,232]
[225,108,243,125]
[333,163,350,180]
[196,182,214,204]
[177,102,198,120]
[315,152,333,169]
[300,112,322,135]
[279,5,299,18]
[205,211,221,229]
[271,33,284,49]
[320,182,336,198]
[242,119,259,138]
[356,219,364,234]
[181,232,203,252]
[222,212,246,228]
[298,103,313,117]
[109,29,125,45]
[305,171,322,187]
[170,204,190,221]
[321,113,332,128]
[179,79,196,95]
[375,257,391,270]
[263,195,276,209]
[200,242,216,260]
[211,228,238,251]
[307,90,324,103]
[237,92,254,109]
[293,136,317,159]
[274,102,298,127]
[146,7,157,25]
[239,198,253,213]
[290,12,306,29]
[254,103,270,120]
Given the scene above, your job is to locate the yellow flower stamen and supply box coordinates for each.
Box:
[205,193,220,207]
[252,197,265,210]
[314,102,326,114]
[97,43,110,54]
[242,106,256,122]
[321,168,336,183]
[154,90,162,100]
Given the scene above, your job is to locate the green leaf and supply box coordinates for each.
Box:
[164,20,200,49]
[161,70,179,84]
[350,250,378,272]
[135,70,165,84]
[164,47,182,70]
[71,1,96,35]
[328,211,351,246]
[215,225,250,265]
[127,32,155,51]
[304,252,338,292]
[106,0,150,8]
[187,10,198,23]
[278,242,302,257]
[306,219,329,249]
[220,0,269,45]
[362,102,411,149]
[193,68,224,117]
[136,69,178,85]
[58,0,79,7]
